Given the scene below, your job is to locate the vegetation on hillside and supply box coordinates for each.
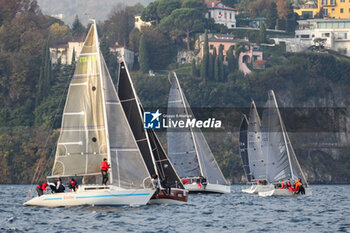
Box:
[0,0,349,184]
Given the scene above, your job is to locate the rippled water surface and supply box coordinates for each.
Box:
[0,185,349,232]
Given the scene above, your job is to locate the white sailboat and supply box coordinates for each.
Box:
[117,62,188,204]
[24,21,155,207]
[240,101,274,194]
[167,73,230,194]
[258,90,311,197]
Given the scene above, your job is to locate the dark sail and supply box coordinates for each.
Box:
[117,61,156,177]
[239,115,252,182]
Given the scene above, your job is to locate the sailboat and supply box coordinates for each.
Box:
[258,90,311,197]
[117,61,188,204]
[167,72,230,194]
[240,101,274,194]
[24,21,155,207]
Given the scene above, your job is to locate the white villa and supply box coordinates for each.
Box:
[134,15,152,30]
[50,41,84,65]
[111,46,135,70]
[273,19,350,57]
[205,1,237,29]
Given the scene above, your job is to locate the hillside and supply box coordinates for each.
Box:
[37,0,154,25]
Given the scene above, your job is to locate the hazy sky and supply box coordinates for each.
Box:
[37,0,154,25]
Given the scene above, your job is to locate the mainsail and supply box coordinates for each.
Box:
[261,90,307,185]
[117,61,183,188]
[239,115,251,182]
[247,100,266,180]
[51,23,152,189]
[167,73,227,185]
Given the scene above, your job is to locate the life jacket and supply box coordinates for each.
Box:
[279,181,286,189]
[295,181,302,190]
[183,179,189,185]
[100,161,110,171]
[196,182,202,188]
[37,183,48,191]
[257,180,261,184]
[70,180,76,186]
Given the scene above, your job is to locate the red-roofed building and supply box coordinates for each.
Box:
[205,1,237,29]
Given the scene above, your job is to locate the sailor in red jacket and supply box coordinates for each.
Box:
[101,158,110,185]
[36,182,48,196]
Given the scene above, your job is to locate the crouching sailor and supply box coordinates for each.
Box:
[36,182,48,196]
[294,179,305,195]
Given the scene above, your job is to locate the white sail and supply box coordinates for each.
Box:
[167,73,227,185]
[261,90,307,185]
[51,23,152,189]
[247,100,266,181]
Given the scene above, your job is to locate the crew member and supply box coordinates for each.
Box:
[36,182,48,196]
[69,178,78,192]
[183,178,189,185]
[161,176,171,195]
[56,178,65,193]
[201,176,207,190]
[100,158,110,185]
[278,180,286,189]
[151,174,160,195]
[295,179,305,195]
[286,180,295,193]
[257,180,261,185]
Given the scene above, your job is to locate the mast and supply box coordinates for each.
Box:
[270,90,295,181]
[93,20,113,184]
[172,72,204,177]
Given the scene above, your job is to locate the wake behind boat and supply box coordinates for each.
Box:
[24,21,155,207]
[167,73,230,194]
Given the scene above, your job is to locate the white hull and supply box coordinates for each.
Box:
[24,185,155,207]
[258,187,312,197]
[184,183,231,194]
[242,184,274,194]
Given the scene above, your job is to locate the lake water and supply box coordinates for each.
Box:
[0,185,349,232]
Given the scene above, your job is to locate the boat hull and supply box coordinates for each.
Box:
[148,188,188,204]
[24,185,155,207]
[258,187,312,197]
[184,183,231,194]
[242,184,274,194]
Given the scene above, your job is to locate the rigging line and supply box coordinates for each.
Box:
[27,64,75,198]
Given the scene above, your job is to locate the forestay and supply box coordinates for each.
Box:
[51,24,152,189]
[247,101,266,181]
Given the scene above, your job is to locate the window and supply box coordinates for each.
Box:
[224,12,227,19]
[332,8,335,13]
[341,0,345,2]
[210,44,214,49]
[231,24,235,28]
[301,34,310,38]
[322,0,327,5]
[322,33,330,37]
[324,9,328,15]
[208,12,211,18]
[330,0,336,5]
[230,13,232,19]
[312,34,315,37]
[341,8,344,13]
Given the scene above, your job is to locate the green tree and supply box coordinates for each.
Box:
[214,57,219,81]
[226,46,236,73]
[212,47,217,81]
[72,15,85,37]
[266,2,278,29]
[159,8,204,50]
[141,1,160,25]
[257,23,267,44]
[218,44,224,81]
[208,53,213,80]
[139,34,150,73]
[200,30,209,80]
[157,0,181,19]
[191,58,198,77]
